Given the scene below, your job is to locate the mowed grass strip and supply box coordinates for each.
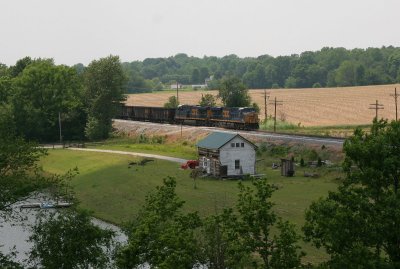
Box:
[86,138,197,160]
[41,149,338,264]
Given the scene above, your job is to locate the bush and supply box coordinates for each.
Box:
[312,82,322,88]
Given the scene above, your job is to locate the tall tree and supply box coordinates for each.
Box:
[9,56,32,78]
[84,55,127,140]
[29,209,115,269]
[0,106,47,211]
[304,119,400,268]
[11,59,85,141]
[117,177,202,269]
[218,76,251,107]
[191,68,200,84]
[236,179,304,268]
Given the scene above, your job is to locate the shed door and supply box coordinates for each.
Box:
[220,165,227,177]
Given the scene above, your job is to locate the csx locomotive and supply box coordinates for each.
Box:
[119,105,259,130]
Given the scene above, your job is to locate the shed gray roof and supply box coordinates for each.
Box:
[197,132,236,149]
[197,132,257,150]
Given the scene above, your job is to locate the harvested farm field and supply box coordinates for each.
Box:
[125,84,400,126]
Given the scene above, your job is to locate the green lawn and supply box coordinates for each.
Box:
[260,120,370,138]
[86,138,197,160]
[40,149,339,264]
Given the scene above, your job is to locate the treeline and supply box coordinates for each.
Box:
[0,56,126,142]
[117,46,400,92]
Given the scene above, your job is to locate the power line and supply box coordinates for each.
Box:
[369,100,384,120]
[268,97,283,132]
[390,87,398,121]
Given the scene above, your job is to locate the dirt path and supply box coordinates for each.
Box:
[68,147,188,164]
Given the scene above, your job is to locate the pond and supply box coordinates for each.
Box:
[0,197,128,267]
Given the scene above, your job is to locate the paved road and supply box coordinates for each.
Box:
[68,147,188,164]
[113,119,344,147]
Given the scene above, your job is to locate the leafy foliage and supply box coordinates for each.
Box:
[201,208,252,269]
[236,179,304,268]
[84,55,127,140]
[199,93,217,107]
[0,107,47,211]
[10,59,85,141]
[304,119,400,268]
[163,95,179,108]
[29,209,115,269]
[218,76,251,107]
[116,177,202,269]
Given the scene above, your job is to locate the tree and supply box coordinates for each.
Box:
[199,93,217,107]
[9,56,32,78]
[11,59,85,141]
[236,179,304,268]
[334,60,356,86]
[0,63,9,78]
[29,209,115,269]
[199,66,210,83]
[218,76,251,107]
[0,106,71,267]
[117,177,202,269]
[84,55,127,140]
[163,95,179,108]
[201,208,252,269]
[0,106,48,211]
[304,119,400,268]
[191,68,200,84]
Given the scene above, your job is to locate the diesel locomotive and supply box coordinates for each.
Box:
[119,105,259,130]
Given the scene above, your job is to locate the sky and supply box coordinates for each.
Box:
[1,0,399,66]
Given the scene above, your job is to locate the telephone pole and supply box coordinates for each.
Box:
[176,81,179,104]
[369,100,384,120]
[268,97,283,132]
[264,89,270,122]
[390,87,398,121]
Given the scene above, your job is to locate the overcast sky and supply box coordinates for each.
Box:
[1,0,399,66]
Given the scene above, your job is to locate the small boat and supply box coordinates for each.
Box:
[20,202,72,209]
[20,203,41,209]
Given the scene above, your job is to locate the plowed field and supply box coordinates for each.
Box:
[125,84,400,126]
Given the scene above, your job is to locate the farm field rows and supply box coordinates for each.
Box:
[125,84,400,126]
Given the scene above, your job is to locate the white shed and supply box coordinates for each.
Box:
[197,132,257,177]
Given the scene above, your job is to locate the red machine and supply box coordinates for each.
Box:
[180,160,199,170]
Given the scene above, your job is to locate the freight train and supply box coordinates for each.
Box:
[119,105,259,130]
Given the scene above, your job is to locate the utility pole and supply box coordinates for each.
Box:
[369,100,384,120]
[264,89,270,122]
[390,87,398,121]
[176,81,179,104]
[58,112,62,145]
[268,97,283,132]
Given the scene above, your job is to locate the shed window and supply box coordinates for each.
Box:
[236,143,240,147]
[231,143,235,147]
[241,143,244,147]
[235,160,240,169]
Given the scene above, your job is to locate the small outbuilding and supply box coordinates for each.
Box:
[197,132,257,177]
[281,158,295,177]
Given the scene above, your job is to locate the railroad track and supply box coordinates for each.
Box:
[114,119,346,147]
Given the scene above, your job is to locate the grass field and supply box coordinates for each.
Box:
[40,148,341,264]
[86,137,197,160]
[125,84,400,127]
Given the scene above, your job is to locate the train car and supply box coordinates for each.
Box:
[120,105,175,123]
[119,104,259,130]
[175,105,259,129]
[175,105,209,125]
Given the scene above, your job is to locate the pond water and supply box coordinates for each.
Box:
[0,198,127,266]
